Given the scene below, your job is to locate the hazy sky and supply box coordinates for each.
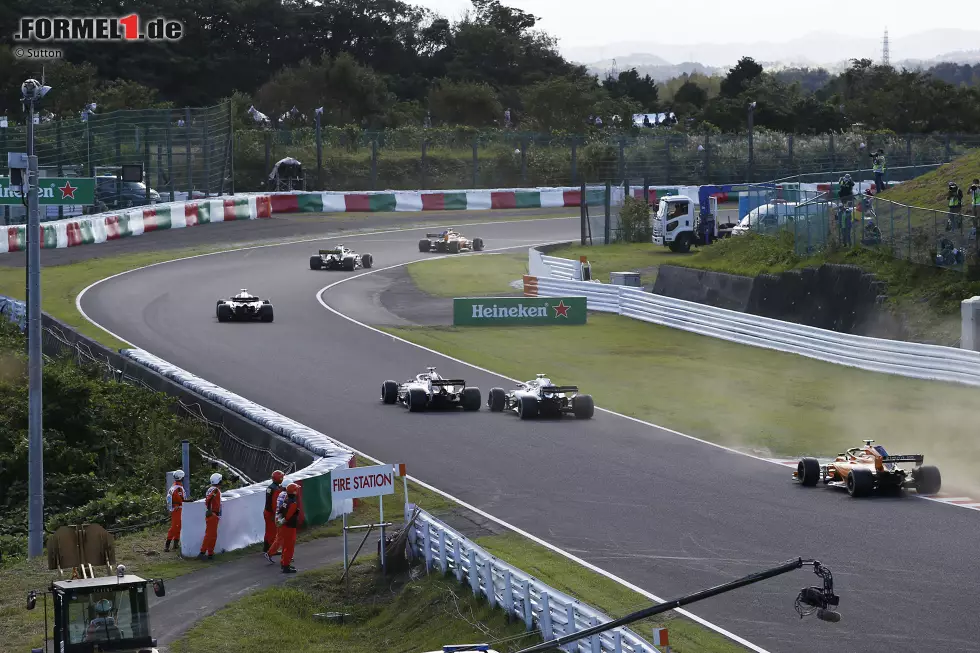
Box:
[412,0,970,53]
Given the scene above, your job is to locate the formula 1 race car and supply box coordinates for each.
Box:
[487,374,594,420]
[216,289,274,322]
[418,228,484,254]
[793,440,941,497]
[309,244,374,271]
[381,367,482,412]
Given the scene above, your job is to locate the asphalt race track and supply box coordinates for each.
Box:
[80,216,980,653]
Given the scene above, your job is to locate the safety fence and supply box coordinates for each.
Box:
[523,259,980,387]
[408,507,661,653]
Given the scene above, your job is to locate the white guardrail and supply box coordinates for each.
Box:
[408,507,662,653]
[526,250,980,387]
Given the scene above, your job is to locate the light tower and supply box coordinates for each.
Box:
[882,28,890,67]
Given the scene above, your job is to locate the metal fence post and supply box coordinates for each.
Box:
[787,133,794,172]
[472,137,479,188]
[56,120,63,219]
[454,539,463,583]
[504,569,514,618]
[604,180,612,245]
[166,114,174,201]
[264,131,271,191]
[618,137,626,183]
[370,138,378,190]
[521,136,529,185]
[114,118,122,202]
[829,132,836,172]
[421,139,428,190]
[907,205,912,260]
[590,615,601,653]
[181,440,190,495]
[944,133,951,162]
[228,101,235,195]
[580,180,587,245]
[143,127,150,205]
[566,603,576,639]
[185,108,193,198]
[664,136,672,185]
[522,581,533,631]
[541,593,553,640]
[570,138,578,185]
[469,549,478,595]
[906,135,913,167]
[203,116,211,197]
[704,132,711,184]
[156,130,163,194]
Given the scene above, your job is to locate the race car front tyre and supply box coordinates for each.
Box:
[310,255,322,270]
[361,254,373,269]
[448,240,461,254]
[260,305,274,322]
[461,387,481,411]
[419,240,431,252]
[517,396,538,420]
[913,465,942,495]
[846,468,874,497]
[797,457,820,487]
[473,238,484,251]
[381,380,399,404]
[572,394,594,419]
[487,388,506,412]
[217,304,232,322]
[407,388,428,412]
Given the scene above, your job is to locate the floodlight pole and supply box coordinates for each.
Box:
[25,92,44,559]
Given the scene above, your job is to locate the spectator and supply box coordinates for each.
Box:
[642,115,651,128]
[594,116,603,127]
[970,178,980,225]
[947,181,964,231]
[870,148,887,192]
[504,108,511,128]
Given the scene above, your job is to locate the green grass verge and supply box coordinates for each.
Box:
[383,313,980,493]
[170,560,553,653]
[406,252,528,297]
[878,149,980,210]
[477,533,745,653]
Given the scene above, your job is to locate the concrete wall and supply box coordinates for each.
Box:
[653,263,894,337]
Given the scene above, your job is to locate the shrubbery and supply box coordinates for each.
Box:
[0,321,220,561]
[617,196,653,243]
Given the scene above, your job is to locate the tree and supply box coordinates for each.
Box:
[603,69,659,110]
[428,79,502,126]
[522,75,605,131]
[720,57,764,97]
[674,80,708,109]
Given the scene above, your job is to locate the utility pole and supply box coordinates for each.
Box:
[22,78,51,558]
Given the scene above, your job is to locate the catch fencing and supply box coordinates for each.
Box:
[523,264,980,387]
[407,507,662,653]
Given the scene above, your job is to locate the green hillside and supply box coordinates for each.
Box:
[879,149,980,210]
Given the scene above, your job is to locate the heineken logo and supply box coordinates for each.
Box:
[455,296,585,326]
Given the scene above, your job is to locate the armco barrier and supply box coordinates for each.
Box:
[524,271,980,387]
[0,185,601,254]
[408,507,660,653]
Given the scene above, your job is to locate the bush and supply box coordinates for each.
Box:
[617,196,652,243]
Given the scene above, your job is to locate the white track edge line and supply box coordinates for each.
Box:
[314,247,771,652]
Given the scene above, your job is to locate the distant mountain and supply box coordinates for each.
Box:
[563,29,980,71]
[587,58,722,82]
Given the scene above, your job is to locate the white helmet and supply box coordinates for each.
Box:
[173,470,185,480]
[210,473,222,485]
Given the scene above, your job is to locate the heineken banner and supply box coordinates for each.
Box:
[453,296,587,326]
[0,178,95,205]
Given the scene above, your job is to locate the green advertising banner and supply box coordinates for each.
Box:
[453,296,587,326]
[0,177,95,205]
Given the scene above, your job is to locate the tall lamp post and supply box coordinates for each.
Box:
[747,101,756,182]
[22,77,52,558]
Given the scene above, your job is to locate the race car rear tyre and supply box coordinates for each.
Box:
[846,468,875,497]
[913,465,942,495]
[572,394,594,419]
[487,388,506,412]
[461,387,481,411]
[343,257,356,271]
[797,457,820,487]
[473,238,484,251]
[419,240,431,252]
[217,304,232,322]
[361,254,373,269]
[310,255,322,270]
[407,388,427,412]
[260,305,274,322]
[448,240,460,254]
[517,396,538,420]
[381,380,399,404]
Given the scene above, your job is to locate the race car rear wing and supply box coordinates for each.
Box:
[542,385,579,393]
[431,379,466,387]
[881,454,925,463]
[318,249,343,255]
[425,233,445,238]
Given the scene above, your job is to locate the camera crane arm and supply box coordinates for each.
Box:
[511,558,840,653]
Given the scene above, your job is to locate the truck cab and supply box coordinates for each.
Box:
[651,194,719,253]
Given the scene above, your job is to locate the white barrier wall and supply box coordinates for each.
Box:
[963,296,980,351]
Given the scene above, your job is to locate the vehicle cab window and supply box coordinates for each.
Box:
[65,588,150,645]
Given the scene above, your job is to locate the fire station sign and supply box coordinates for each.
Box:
[330,464,395,501]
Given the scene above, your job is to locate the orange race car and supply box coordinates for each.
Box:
[793,440,941,498]
[418,228,484,254]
